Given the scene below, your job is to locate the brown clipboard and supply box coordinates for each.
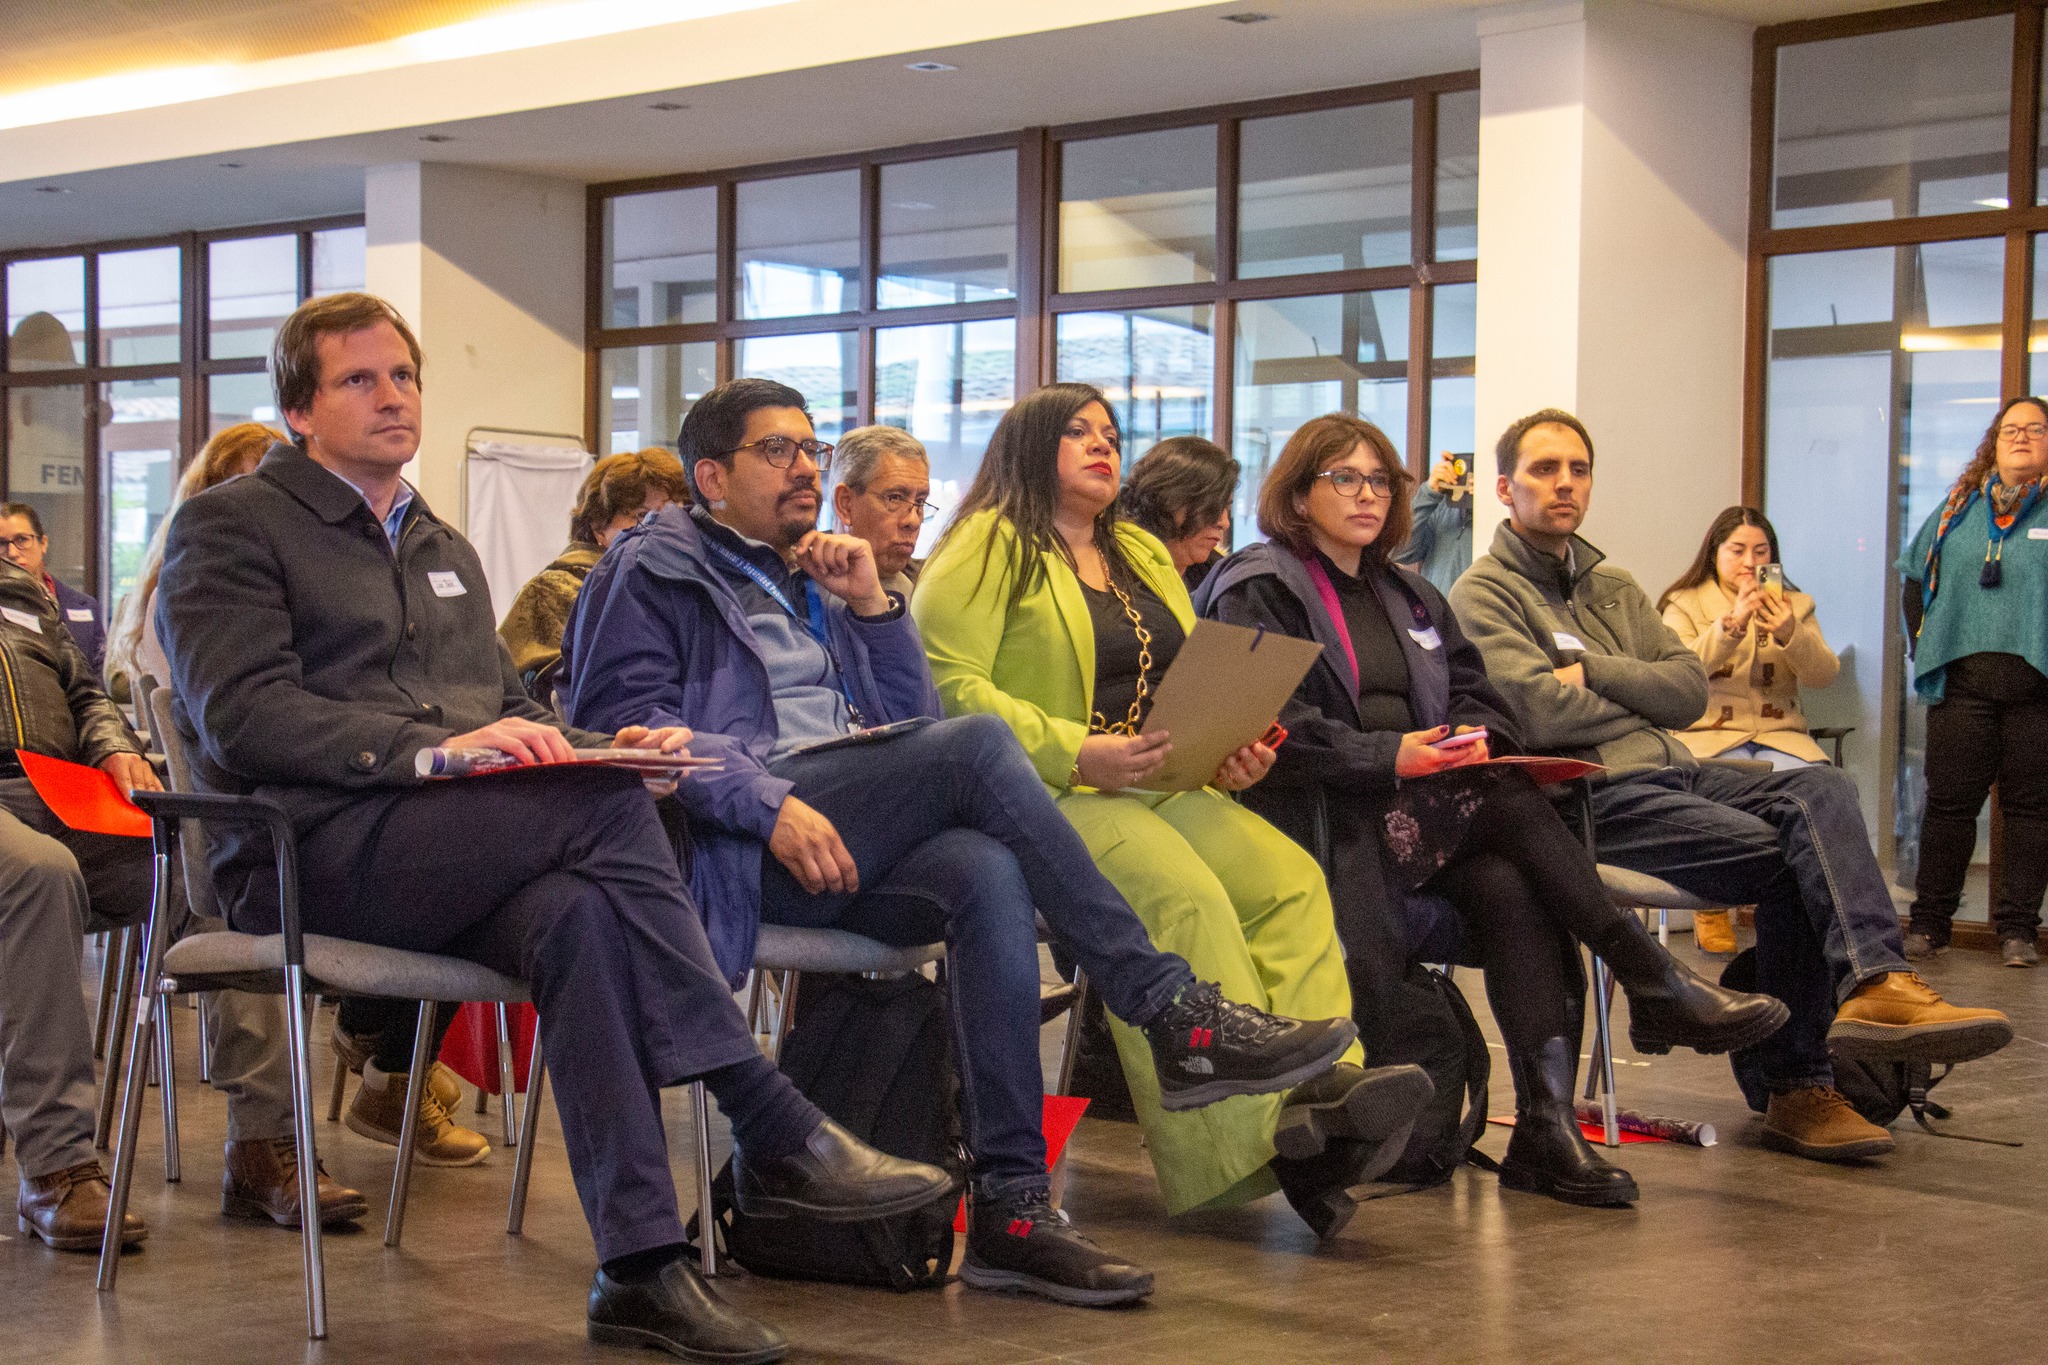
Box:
[1131,619,1323,792]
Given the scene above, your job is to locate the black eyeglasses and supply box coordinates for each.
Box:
[1997,422,2048,442]
[729,435,835,471]
[863,489,939,518]
[1314,469,1396,501]
[0,533,41,553]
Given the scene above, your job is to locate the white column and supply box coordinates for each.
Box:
[363,162,585,527]
[1472,0,1751,593]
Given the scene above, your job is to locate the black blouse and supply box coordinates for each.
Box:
[1316,550,1416,734]
[1084,574,1185,730]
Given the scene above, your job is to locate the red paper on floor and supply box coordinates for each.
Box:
[440,1001,537,1094]
[953,1094,1091,1232]
[19,749,152,838]
[1486,1115,1664,1144]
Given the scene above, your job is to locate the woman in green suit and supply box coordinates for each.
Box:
[913,384,1431,1240]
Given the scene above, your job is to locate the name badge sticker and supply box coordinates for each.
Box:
[1408,626,1443,651]
[1553,630,1586,652]
[2029,527,2048,540]
[65,608,93,622]
[427,571,467,598]
[1,607,42,633]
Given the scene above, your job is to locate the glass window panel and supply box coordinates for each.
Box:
[7,257,85,372]
[101,377,180,613]
[599,343,717,455]
[737,332,855,443]
[1430,281,1477,462]
[1435,89,1479,262]
[207,371,283,438]
[879,151,1019,308]
[872,320,1016,552]
[607,187,718,328]
[1763,241,2003,899]
[209,234,298,360]
[98,246,181,366]
[7,384,88,591]
[311,226,366,297]
[1231,291,1409,549]
[1239,102,1412,279]
[1059,126,1217,291]
[1773,16,2013,228]
[736,171,861,319]
[2032,235,2048,395]
[1054,306,1214,458]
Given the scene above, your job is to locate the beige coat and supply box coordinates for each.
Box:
[1660,579,1839,763]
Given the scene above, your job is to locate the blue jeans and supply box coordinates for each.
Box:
[1589,764,1909,1089]
[760,713,1195,1193]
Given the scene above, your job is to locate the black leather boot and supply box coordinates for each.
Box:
[1589,914,1789,1056]
[1497,1037,1638,1207]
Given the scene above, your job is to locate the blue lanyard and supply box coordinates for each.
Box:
[706,540,865,727]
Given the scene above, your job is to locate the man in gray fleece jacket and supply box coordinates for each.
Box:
[1451,408,2011,1165]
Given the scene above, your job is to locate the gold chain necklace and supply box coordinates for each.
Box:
[1089,576,1153,736]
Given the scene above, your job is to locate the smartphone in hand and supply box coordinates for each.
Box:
[1758,564,1785,597]
[1431,727,1488,751]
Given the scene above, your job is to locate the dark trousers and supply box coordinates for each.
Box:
[281,766,778,1263]
[1589,763,1909,1089]
[759,713,1194,1194]
[1911,653,2048,944]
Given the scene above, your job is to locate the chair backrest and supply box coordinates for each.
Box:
[134,672,159,744]
[147,687,225,923]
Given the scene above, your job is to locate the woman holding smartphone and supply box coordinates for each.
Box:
[1198,414,1787,1208]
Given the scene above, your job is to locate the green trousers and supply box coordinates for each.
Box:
[1056,785,1361,1215]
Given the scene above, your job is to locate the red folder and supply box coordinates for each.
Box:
[18,749,152,838]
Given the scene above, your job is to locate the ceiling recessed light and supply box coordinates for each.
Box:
[648,101,690,111]
[1222,11,1274,23]
[905,61,956,72]
[32,184,71,194]
[418,133,457,143]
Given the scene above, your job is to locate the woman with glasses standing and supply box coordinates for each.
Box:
[1898,396,2048,968]
[1197,414,1787,1207]
[913,385,1435,1243]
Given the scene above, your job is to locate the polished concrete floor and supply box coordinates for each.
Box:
[6,934,2045,1364]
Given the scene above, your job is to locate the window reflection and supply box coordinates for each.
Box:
[311,227,366,297]
[101,377,180,611]
[1055,307,1214,457]
[1435,89,1479,262]
[1429,282,1476,463]
[209,235,298,360]
[7,258,85,373]
[880,152,1018,307]
[99,247,182,366]
[208,371,283,439]
[7,384,87,589]
[1239,102,1412,278]
[607,188,718,327]
[738,332,856,442]
[737,172,861,319]
[600,343,716,454]
[1059,127,1218,291]
[873,320,1015,552]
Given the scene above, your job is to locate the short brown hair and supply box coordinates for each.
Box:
[1119,436,1240,542]
[569,447,691,544]
[1256,414,1412,562]
[271,292,423,442]
[1496,408,1595,477]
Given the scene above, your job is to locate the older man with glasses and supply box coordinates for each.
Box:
[830,425,938,599]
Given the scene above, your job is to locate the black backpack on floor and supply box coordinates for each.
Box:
[687,971,964,1290]
[1374,963,1494,1186]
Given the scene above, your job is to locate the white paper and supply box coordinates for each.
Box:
[2028,527,2048,540]
[428,570,467,598]
[1553,630,1586,652]
[65,608,93,622]
[2,607,42,633]
[1409,626,1443,651]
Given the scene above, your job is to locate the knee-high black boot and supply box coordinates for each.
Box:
[1497,1035,1638,1207]
[1584,913,1789,1056]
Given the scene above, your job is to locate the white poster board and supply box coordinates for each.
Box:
[464,438,593,623]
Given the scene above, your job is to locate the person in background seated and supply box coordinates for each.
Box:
[161,295,951,1362]
[1198,413,1785,1209]
[1391,452,1473,597]
[499,446,688,706]
[829,425,934,599]
[563,377,1361,1306]
[1659,507,1841,955]
[913,384,1433,1243]
[1116,436,1239,592]
[1898,396,2048,968]
[0,502,106,678]
[1451,407,2013,1166]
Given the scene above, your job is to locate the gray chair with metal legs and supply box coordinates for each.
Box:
[689,923,945,1278]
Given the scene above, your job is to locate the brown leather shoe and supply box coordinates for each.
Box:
[17,1161,147,1252]
[1828,971,2014,1064]
[1760,1085,1895,1162]
[223,1138,369,1228]
[333,1025,463,1111]
[346,1064,491,1167]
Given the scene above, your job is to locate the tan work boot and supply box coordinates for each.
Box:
[1828,972,2014,1065]
[1692,909,1739,955]
[17,1160,147,1252]
[333,1023,463,1111]
[223,1137,370,1227]
[346,1063,491,1167]
[1760,1085,1895,1162]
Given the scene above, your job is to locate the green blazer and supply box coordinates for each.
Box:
[911,508,1195,787]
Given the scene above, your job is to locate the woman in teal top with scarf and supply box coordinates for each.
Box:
[1898,395,2048,965]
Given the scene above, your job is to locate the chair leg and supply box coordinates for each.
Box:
[156,996,181,1183]
[280,962,329,1339]
[327,1043,349,1123]
[1053,970,1090,1099]
[744,971,766,1038]
[769,971,800,1061]
[1586,954,1620,1148]
[92,929,120,1060]
[1657,907,1670,947]
[98,851,174,1292]
[507,1035,546,1235]
[195,995,212,1083]
[383,1001,437,1249]
[495,1002,517,1147]
[690,1081,719,1277]
[95,928,142,1150]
